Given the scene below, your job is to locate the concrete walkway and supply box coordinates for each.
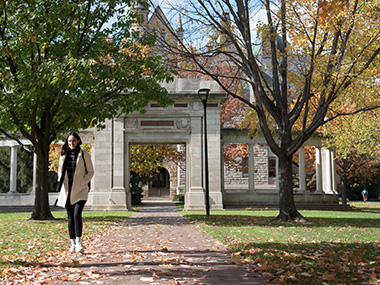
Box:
[55,200,264,284]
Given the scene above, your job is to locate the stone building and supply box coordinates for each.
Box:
[0,77,338,210]
[0,6,339,210]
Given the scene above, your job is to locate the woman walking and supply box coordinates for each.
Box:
[56,132,94,253]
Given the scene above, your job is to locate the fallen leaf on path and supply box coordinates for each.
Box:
[231,252,242,263]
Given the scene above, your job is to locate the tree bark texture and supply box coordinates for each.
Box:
[275,154,307,222]
[30,139,55,220]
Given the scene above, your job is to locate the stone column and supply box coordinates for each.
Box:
[8,146,18,194]
[125,141,132,210]
[331,150,337,194]
[207,102,223,210]
[323,148,334,194]
[185,98,223,211]
[248,143,255,192]
[32,152,37,193]
[315,146,322,193]
[109,118,127,210]
[185,115,206,210]
[298,147,306,193]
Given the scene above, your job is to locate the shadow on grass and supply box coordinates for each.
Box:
[83,215,134,223]
[358,209,380,214]
[235,241,379,284]
[0,258,29,268]
[182,214,380,228]
[237,240,379,253]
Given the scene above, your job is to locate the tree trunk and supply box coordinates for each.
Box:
[274,155,307,222]
[30,139,55,220]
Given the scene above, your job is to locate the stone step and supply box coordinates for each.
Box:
[0,205,65,213]
[0,203,358,213]
[226,203,358,211]
[0,204,94,213]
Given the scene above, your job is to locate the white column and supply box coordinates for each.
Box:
[275,156,279,192]
[125,141,132,210]
[185,114,208,210]
[8,146,18,194]
[248,143,255,192]
[324,148,334,194]
[108,118,127,210]
[315,147,322,193]
[32,152,37,193]
[90,119,114,210]
[207,102,223,210]
[331,150,337,194]
[298,147,306,193]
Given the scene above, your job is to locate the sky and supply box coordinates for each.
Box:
[149,0,267,42]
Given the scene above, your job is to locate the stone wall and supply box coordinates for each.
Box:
[223,144,276,188]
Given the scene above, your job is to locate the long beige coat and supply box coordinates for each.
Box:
[56,149,94,208]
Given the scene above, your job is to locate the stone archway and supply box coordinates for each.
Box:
[148,167,170,198]
[87,77,338,211]
[89,78,226,211]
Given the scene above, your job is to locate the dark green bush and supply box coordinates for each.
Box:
[172,193,184,202]
[347,184,380,201]
[130,171,149,205]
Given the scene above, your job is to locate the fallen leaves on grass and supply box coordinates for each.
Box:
[238,241,380,284]
[0,230,110,284]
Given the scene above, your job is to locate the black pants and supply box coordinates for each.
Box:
[65,200,86,239]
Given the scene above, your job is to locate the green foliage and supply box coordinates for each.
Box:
[130,144,184,178]
[0,0,174,218]
[341,159,380,201]
[0,147,63,193]
[16,149,34,193]
[130,171,149,205]
[0,148,10,193]
[172,193,184,202]
[325,110,380,160]
[0,0,173,139]
[0,147,33,193]
[347,183,380,201]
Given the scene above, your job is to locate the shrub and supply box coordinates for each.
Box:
[130,171,149,205]
[172,194,184,202]
[347,184,380,201]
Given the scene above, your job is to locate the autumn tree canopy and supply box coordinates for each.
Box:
[0,0,173,220]
[150,0,380,221]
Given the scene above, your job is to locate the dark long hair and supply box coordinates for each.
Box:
[60,132,82,155]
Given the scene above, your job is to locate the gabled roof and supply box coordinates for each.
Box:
[148,6,174,33]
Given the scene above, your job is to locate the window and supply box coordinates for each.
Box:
[268,157,276,177]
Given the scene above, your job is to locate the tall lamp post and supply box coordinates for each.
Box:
[198,88,210,217]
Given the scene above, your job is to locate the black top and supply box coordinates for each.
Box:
[65,146,80,203]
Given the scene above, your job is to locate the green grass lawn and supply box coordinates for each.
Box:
[0,210,133,272]
[181,204,380,284]
[0,204,379,284]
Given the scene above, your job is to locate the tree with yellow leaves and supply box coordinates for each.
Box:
[151,0,380,221]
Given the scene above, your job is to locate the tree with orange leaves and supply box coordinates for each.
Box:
[152,0,380,221]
